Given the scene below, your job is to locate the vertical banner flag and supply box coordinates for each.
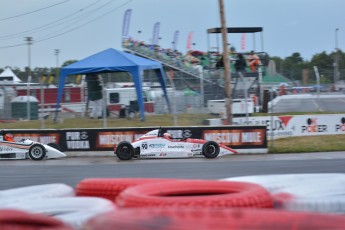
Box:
[186,31,194,51]
[152,22,161,45]
[122,9,132,39]
[172,30,179,50]
[241,33,246,51]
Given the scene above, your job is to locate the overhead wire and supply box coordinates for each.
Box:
[36,0,132,43]
[35,0,116,41]
[0,0,71,21]
[0,0,106,40]
[0,0,132,49]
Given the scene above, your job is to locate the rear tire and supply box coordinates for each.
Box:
[202,141,220,158]
[115,141,134,160]
[29,144,46,161]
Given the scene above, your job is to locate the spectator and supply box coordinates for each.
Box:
[216,56,224,68]
[86,73,103,119]
[235,53,247,74]
[248,51,261,71]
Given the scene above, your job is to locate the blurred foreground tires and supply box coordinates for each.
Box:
[85,207,345,230]
[75,178,176,201]
[0,209,72,230]
[116,180,273,208]
[0,184,74,206]
[223,173,345,213]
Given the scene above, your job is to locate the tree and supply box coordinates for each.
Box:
[310,51,333,69]
[62,60,78,67]
[281,52,306,81]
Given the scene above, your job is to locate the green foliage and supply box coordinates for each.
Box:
[269,135,345,153]
[62,60,78,67]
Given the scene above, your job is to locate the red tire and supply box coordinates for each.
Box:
[84,207,345,230]
[75,178,175,201]
[116,180,273,208]
[0,209,72,230]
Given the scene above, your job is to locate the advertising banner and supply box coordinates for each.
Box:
[152,22,160,45]
[11,130,61,145]
[172,30,179,50]
[122,9,132,39]
[233,114,345,139]
[186,31,193,51]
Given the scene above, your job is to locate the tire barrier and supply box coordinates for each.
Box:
[84,207,345,230]
[222,173,345,213]
[0,184,75,206]
[116,180,273,208]
[75,178,176,201]
[1,197,117,230]
[0,209,73,230]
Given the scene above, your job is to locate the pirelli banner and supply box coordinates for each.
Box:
[5,126,267,154]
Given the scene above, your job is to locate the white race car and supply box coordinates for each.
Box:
[0,132,66,161]
[114,129,238,160]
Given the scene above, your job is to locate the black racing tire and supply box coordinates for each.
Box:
[116,180,273,208]
[47,143,62,152]
[202,141,220,158]
[29,144,46,161]
[115,141,134,160]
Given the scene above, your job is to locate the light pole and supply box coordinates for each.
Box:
[25,37,33,120]
[55,49,60,85]
[335,28,340,85]
[55,49,60,68]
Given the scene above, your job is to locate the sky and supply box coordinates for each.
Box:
[0,0,344,69]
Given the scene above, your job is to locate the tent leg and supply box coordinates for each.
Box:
[53,109,59,123]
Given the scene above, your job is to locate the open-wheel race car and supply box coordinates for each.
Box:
[0,131,66,161]
[114,129,238,160]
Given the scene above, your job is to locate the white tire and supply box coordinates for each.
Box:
[0,183,75,206]
[222,173,345,214]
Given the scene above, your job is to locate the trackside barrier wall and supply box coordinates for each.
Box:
[232,114,345,140]
[5,126,267,154]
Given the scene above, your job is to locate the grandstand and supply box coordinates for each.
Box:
[122,27,292,108]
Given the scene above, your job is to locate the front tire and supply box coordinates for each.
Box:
[202,141,220,158]
[115,141,134,160]
[29,144,46,161]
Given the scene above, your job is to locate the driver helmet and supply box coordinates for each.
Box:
[163,133,172,139]
[4,133,14,142]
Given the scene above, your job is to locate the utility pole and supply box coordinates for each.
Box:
[25,37,33,120]
[218,0,232,124]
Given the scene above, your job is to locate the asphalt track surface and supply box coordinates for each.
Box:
[270,94,345,113]
[1,151,345,190]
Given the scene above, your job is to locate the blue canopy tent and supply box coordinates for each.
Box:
[55,48,170,121]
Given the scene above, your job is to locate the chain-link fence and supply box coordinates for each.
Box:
[1,65,345,124]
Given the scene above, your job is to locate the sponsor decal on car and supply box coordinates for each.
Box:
[141,154,156,157]
[149,144,165,148]
[0,146,13,152]
[193,144,201,148]
[142,142,148,149]
[167,145,184,149]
